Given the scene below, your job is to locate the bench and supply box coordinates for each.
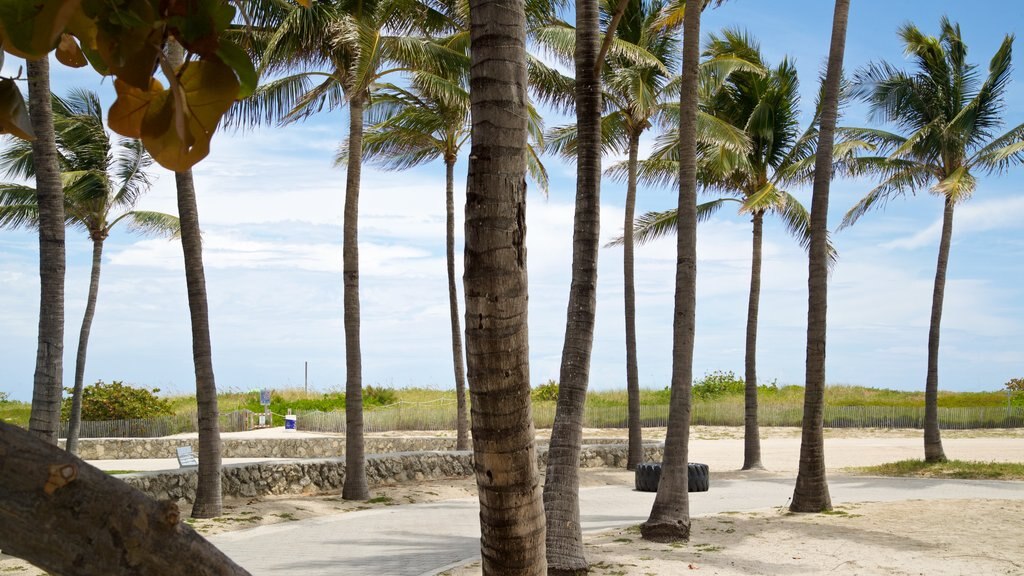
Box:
[176,446,198,468]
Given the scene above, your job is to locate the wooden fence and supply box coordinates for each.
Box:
[60,404,1023,438]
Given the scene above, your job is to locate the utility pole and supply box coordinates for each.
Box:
[304,361,308,395]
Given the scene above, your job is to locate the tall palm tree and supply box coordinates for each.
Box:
[165,41,225,519]
[640,0,706,543]
[790,0,850,513]
[355,68,548,451]
[840,18,1023,463]
[465,0,547,570]
[233,0,463,500]
[0,89,179,455]
[24,58,66,446]
[613,30,831,470]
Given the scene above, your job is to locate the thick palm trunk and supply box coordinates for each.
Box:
[791,0,849,513]
[641,0,700,543]
[66,239,104,455]
[924,197,953,462]
[624,130,643,471]
[742,211,763,470]
[446,158,470,451]
[26,57,65,445]
[343,95,369,501]
[175,168,223,519]
[168,37,222,521]
[466,0,545,571]
[543,0,601,568]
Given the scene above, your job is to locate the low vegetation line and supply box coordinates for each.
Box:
[852,459,1024,480]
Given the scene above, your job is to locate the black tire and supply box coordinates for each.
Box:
[633,462,710,493]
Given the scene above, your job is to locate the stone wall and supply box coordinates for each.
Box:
[121,444,665,504]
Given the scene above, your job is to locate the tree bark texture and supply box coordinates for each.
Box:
[624,130,643,472]
[343,95,370,501]
[0,421,250,576]
[466,0,546,571]
[446,157,471,451]
[791,0,850,514]
[640,0,700,543]
[924,196,953,462]
[166,41,223,519]
[26,57,65,446]
[742,211,763,470]
[174,168,223,519]
[66,239,105,455]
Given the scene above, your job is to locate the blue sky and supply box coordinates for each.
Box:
[1,0,1022,401]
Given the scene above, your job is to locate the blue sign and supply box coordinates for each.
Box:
[260,388,271,406]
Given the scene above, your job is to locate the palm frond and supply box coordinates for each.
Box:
[111,139,154,210]
[0,184,40,230]
[970,120,1024,173]
[116,211,182,239]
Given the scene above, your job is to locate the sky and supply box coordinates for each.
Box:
[1,0,1023,402]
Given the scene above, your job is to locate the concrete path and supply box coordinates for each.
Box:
[209,474,1024,576]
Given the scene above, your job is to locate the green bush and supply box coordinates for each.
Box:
[364,385,398,407]
[692,370,745,400]
[62,381,173,421]
[532,380,560,402]
[0,391,10,404]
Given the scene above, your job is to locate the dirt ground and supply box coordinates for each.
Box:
[2,427,1022,575]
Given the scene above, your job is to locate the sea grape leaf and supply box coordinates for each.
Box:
[109,77,163,138]
[0,78,35,140]
[56,33,87,67]
[0,0,81,58]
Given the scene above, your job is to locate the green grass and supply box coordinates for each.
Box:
[104,470,139,475]
[0,401,31,427]
[853,459,1024,480]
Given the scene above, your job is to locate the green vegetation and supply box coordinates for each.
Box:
[531,380,560,402]
[61,380,173,421]
[0,398,30,427]
[853,459,1024,480]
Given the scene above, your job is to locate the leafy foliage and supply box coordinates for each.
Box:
[532,379,560,402]
[692,370,746,400]
[1005,378,1024,392]
[0,391,9,403]
[61,380,173,421]
[0,0,266,170]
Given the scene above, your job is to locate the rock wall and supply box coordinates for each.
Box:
[121,444,665,504]
[64,436,458,460]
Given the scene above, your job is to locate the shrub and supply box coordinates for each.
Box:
[1006,378,1024,393]
[532,379,560,402]
[692,370,745,400]
[62,380,173,421]
[0,391,10,404]
[363,385,398,407]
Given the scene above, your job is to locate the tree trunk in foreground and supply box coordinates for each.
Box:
[166,41,223,520]
[343,95,370,501]
[924,196,953,462]
[446,157,470,451]
[791,0,850,513]
[624,130,643,472]
[26,57,65,446]
[0,421,249,575]
[466,0,545,571]
[641,0,700,543]
[742,210,763,470]
[543,0,601,568]
[66,239,105,455]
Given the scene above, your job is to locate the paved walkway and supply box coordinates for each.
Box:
[209,474,1024,576]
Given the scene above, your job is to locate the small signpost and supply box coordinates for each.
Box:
[258,388,272,428]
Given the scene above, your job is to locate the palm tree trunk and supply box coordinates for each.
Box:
[166,42,223,520]
[342,94,369,501]
[26,57,65,446]
[924,196,953,462]
[446,157,470,451]
[791,0,850,513]
[625,130,643,472]
[466,0,545,571]
[66,239,104,455]
[641,0,701,543]
[543,0,601,567]
[742,210,763,470]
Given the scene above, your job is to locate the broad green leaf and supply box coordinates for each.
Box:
[109,77,163,138]
[0,0,80,58]
[0,78,34,140]
[166,0,234,58]
[56,33,87,67]
[216,39,258,99]
[92,0,159,89]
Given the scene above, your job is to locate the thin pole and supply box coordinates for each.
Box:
[304,361,308,395]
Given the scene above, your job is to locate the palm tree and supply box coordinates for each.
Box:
[0,89,179,456]
[24,58,66,446]
[613,30,828,470]
[233,0,464,500]
[465,0,547,570]
[164,41,225,519]
[355,69,547,452]
[790,0,850,513]
[640,0,705,543]
[839,17,1023,464]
